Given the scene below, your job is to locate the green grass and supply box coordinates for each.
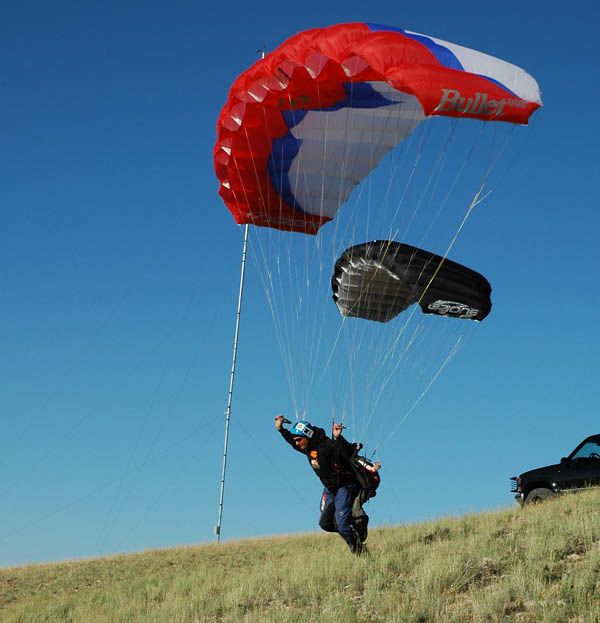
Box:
[3,490,600,622]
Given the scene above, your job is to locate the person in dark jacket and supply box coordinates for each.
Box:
[274,414,369,553]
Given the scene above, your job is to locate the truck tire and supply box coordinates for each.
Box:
[525,487,555,504]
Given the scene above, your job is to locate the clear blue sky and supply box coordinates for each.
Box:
[2,1,599,568]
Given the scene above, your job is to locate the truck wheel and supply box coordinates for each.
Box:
[525,488,554,504]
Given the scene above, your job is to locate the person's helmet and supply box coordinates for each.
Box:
[291,421,314,439]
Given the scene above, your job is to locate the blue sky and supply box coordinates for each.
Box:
[2,1,599,567]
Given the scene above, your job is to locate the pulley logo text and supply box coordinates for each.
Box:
[437,89,526,118]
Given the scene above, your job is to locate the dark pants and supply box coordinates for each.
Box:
[318,485,359,552]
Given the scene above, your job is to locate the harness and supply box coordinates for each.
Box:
[351,452,381,500]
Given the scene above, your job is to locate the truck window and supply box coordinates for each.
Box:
[571,441,600,459]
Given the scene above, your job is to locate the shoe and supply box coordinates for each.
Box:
[354,515,368,543]
[350,526,366,555]
[352,541,368,556]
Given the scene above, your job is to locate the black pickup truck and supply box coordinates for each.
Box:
[511,434,600,505]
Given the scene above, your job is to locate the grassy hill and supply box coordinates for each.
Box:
[3,490,600,622]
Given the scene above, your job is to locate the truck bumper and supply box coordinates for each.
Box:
[514,493,524,506]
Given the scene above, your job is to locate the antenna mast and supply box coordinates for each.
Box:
[215,46,265,543]
[215,223,249,542]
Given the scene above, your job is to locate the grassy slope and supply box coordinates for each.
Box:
[2,491,600,622]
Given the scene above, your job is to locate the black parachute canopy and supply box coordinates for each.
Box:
[331,241,492,323]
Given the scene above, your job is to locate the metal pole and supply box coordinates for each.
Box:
[215,223,249,542]
[215,48,263,543]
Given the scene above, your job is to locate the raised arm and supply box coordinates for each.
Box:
[274,414,300,451]
[331,423,357,462]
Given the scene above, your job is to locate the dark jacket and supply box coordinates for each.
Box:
[279,424,357,494]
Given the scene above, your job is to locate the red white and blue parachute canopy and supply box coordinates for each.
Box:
[214,23,542,235]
